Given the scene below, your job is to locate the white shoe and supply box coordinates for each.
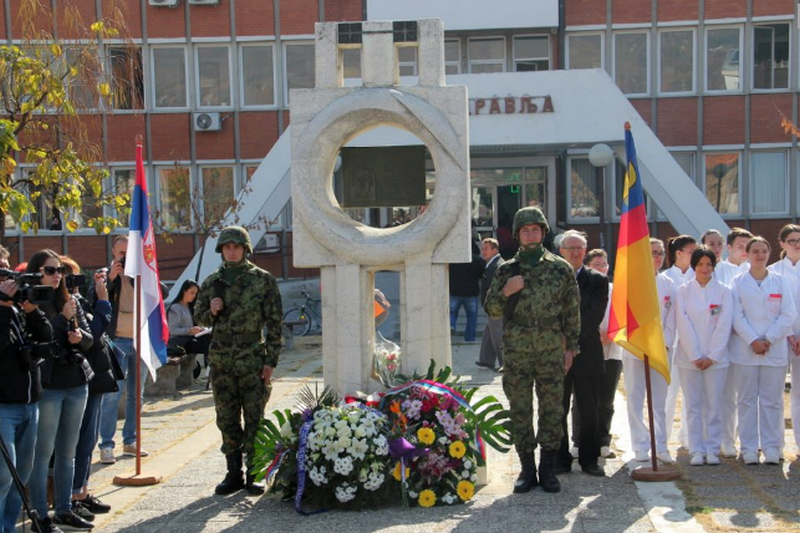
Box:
[721,445,738,458]
[634,450,649,462]
[569,446,579,459]
[100,448,116,464]
[706,452,720,465]
[763,451,781,465]
[656,451,674,465]
[690,452,704,466]
[743,452,759,465]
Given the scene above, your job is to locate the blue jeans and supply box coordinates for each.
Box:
[0,403,38,533]
[72,393,102,494]
[449,296,479,342]
[99,338,144,450]
[30,386,88,516]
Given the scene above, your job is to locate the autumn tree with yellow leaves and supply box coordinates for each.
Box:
[0,0,133,242]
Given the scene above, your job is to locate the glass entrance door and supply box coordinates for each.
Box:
[471,166,547,258]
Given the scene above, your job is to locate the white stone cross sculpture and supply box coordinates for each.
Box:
[291,19,471,395]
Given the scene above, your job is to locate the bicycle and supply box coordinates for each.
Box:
[283,289,322,336]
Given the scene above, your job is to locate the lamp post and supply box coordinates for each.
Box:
[589,143,615,252]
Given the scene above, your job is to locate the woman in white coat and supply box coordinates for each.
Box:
[675,246,734,466]
[730,237,796,465]
[768,224,800,458]
[623,238,676,464]
[663,235,697,448]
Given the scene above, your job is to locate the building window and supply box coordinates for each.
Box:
[240,44,274,106]
[445,39,460,74]
[706,27,741,92]
[64,47,96,110]
[158,166,191,228]
[704,153,740,215]
[152,47,187,109]
[513,35,549,72]
[398,47,418,76]
[285,43,315,105]
[468,37,505,74]
[614,32,648,95]
[750,151,787,214]
[671,152,696,184]
[567,34,603,70]
[343,48,361,79]
[753,23,789,90]
[201,167,235,224]
[108,46,144,110]
[113,168,135,226]
[569,158,598,218]
[659,29,695,94]
[196,46,231,107]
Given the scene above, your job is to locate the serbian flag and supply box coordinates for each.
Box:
[125,136,169,379]
[608,123,670,383]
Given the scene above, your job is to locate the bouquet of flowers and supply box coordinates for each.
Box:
[372,331,401,387]
[251,363,511,513]
[381,363,510,507]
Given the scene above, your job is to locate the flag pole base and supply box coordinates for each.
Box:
[113,471,163,486]
[631,465,680,482]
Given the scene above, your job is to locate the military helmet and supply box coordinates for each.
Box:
[512,207,550,236]
[215,225,253,254]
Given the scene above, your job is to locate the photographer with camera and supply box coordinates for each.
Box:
[26,250,95,533]
[0,274,53,533]
[60,257,118,521]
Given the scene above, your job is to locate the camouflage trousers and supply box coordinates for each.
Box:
[502,347,564,456]
[212,370,271,465]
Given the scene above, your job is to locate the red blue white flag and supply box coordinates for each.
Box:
[125,138,169,378]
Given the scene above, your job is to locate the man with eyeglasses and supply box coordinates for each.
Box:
[484,207,580,494]
[555,230,609,478]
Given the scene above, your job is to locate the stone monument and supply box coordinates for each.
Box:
[291,19,471,394]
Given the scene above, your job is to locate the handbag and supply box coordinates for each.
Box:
[88,334,123,395]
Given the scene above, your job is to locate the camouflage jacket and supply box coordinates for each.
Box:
[484,249,580,353]
[195,260,283,371]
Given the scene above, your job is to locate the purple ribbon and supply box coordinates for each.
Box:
[293,420,327,515]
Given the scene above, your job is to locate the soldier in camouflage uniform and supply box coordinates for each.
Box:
[195,226,283,495]
[484,207,580,494]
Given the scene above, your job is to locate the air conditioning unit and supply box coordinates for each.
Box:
[149,0,179,7]
[188,0,219,4]
[194,112,221,132]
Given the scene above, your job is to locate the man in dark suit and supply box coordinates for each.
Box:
[449,242,485,342]
[555,230,609,477]
[477,238,505,370]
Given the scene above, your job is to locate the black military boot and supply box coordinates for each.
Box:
[245,467,265,495]
[513,452,538,493]
[215,452,245,495]
[538,450,562,493]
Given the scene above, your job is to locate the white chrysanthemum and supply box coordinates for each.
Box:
[363,472,385,491]
[463,460,473,470]
[408,490,419,499]
[333,456,354,476]
[470,473,477,482]
[347,438,369,460]
[438,436,448,445]
[334,484,357,503]
[442,493,456,505]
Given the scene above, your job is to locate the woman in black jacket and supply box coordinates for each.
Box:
[60,256,117,520]
[25,250,95,533]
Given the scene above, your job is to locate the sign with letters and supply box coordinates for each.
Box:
[469,95,555,116]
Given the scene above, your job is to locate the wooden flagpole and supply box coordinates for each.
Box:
[114,135,163,487]
[631,354,680,481]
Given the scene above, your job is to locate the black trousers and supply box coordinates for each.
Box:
[597,359,622,447]
[557,371,601,468]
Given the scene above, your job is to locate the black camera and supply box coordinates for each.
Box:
[19,341,54,371]
[0,269,55,305]
[65,274,89,292]
[119,254,126,268]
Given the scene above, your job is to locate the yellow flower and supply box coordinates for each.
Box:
[457,480,475,501]
[392,462,410,481]
[449,441,466,459]
[417,427,435,445]
[418,489,437,508]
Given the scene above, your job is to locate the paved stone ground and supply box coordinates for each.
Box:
[41,339,799,533]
